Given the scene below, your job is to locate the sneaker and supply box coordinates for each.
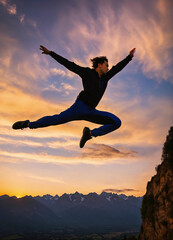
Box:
[12,120,30,130]
[80,127,92,148]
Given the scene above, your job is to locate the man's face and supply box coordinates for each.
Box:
[99,60,109,75]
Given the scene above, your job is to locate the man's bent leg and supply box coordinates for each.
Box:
[83,109,121,137]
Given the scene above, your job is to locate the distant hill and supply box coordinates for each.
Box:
[0,192,142,234]
[0,195,58,233]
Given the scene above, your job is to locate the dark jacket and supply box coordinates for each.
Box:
[50,51,132,108]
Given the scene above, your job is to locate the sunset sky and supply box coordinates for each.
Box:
[0,0,173,198]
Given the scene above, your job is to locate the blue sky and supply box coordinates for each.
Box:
[0,0,173,197]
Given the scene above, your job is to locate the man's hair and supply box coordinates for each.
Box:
[90,56,108,69]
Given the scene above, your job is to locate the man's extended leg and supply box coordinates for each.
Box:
[12,100,84,130]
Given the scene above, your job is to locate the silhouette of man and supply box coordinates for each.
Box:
[12,45,136,148]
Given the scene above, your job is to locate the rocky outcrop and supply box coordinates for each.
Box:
[139,127,173,240]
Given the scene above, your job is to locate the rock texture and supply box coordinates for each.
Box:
[139,127,173,240]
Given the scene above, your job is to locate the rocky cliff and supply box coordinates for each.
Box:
[139,127,173,240]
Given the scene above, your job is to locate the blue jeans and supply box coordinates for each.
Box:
[29,99,121,137]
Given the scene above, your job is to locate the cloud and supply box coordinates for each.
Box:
[53,0,173,83]
[43,81,76,96]
[0,0,16,15]
[19,14,25,23]
[50,68,67,77]
[118,0,173,83]
[81,144,137,159]
[102,188,139,194]
[0,0,40,31]
[61,82,76,91]
[28,174,64,184]
[0,135,138,165]
[50,67,76,79]
[2,0,173,83]
[0,37,49,95]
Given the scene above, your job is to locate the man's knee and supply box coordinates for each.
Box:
[113,117,122,130]
[117,118,122,128]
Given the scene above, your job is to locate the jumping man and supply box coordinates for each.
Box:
[12,46,136,148]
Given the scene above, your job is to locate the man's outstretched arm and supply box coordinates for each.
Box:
[105,48,136,81]
[40,45,85,76]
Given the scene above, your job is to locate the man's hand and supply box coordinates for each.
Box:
[40,45,50,54]
[129,48,136,57]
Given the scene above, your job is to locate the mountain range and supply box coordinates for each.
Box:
[0,192,142,234]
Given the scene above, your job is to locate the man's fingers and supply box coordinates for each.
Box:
[129,48,136,57]
[130,48,135,52]
[130,48,136,54]
[40,45,45,51]
[39,45,49,54]
[40,46,46,54]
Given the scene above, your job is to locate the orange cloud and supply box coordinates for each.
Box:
[58,0,173,82]
[102,188,139,194]
[0,0,16,15]
[81,144,137,159]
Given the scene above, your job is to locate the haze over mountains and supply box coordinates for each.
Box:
[0,192,142,234]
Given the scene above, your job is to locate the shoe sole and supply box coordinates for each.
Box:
[80,127,90,148]
[12,120,29,130]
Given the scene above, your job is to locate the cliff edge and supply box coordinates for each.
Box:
[139,127,173,240]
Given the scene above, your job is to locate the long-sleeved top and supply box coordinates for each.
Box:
[49,51,132,108]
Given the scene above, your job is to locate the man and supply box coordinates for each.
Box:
[12,45,136,148]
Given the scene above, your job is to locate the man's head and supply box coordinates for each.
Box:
[91,56,109,76]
